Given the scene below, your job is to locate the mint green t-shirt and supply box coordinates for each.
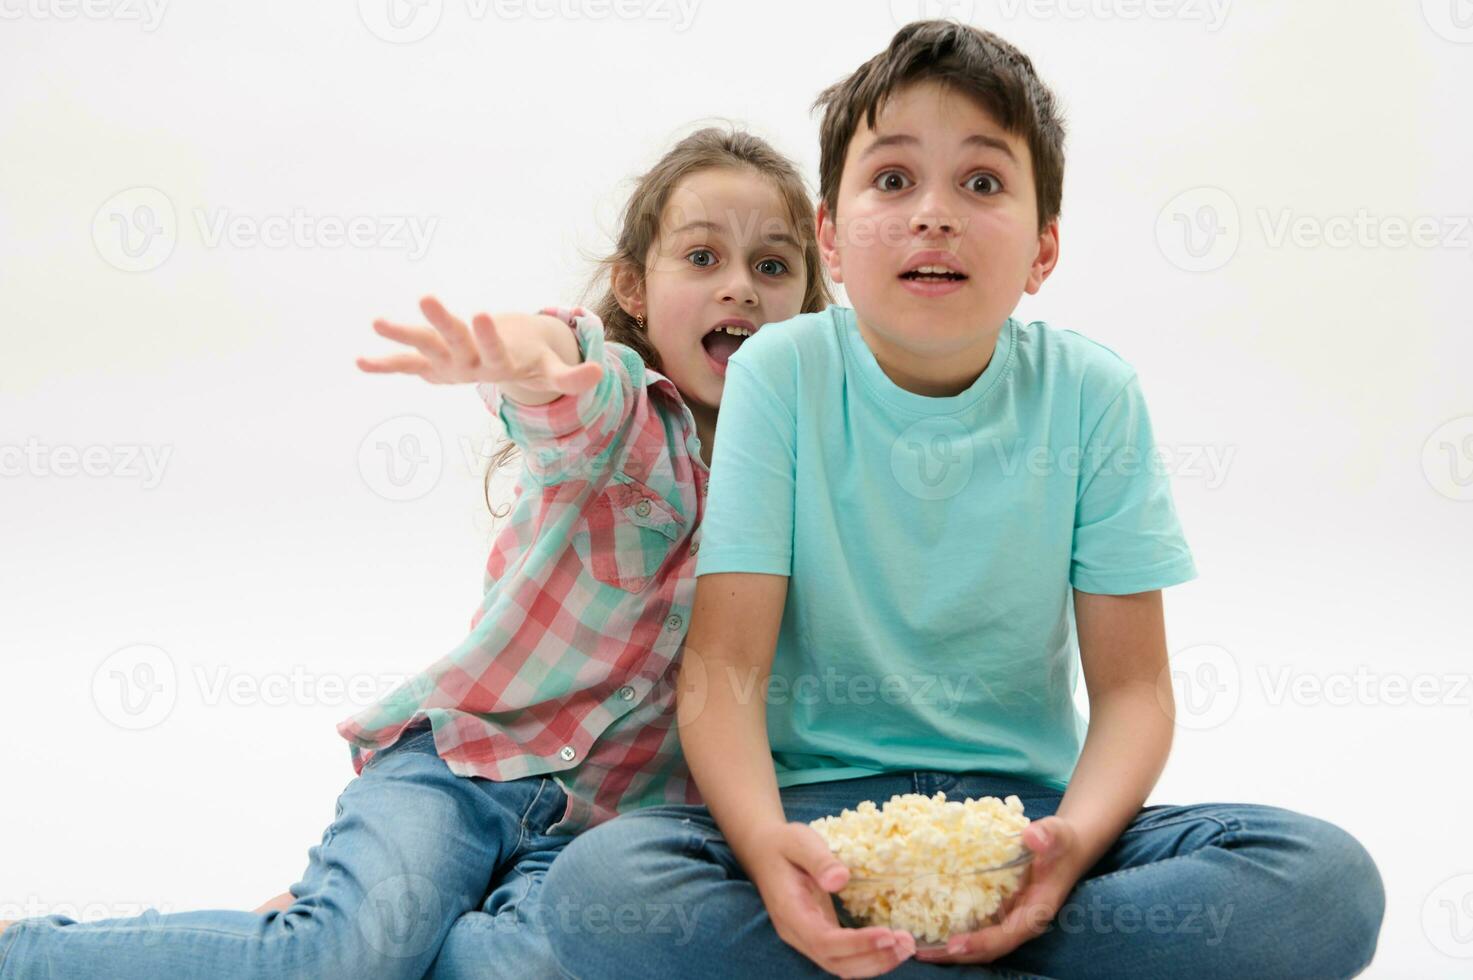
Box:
[694,304,1197,791]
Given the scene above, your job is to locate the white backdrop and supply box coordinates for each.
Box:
[1,1,1469,976]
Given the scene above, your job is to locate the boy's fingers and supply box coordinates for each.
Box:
[825,940,915,978]
[783,825,849,892]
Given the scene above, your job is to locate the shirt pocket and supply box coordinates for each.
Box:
[571,474,686,593]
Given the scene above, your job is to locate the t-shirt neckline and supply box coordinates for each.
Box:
[835,304,1017,416]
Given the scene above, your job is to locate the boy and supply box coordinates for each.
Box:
[535,20,1384,979]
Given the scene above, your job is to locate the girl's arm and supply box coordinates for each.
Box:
[918,587,1174,965]
[676,572,919,976]
[358,295,601,406]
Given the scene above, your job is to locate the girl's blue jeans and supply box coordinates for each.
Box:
[535,770,1386,980]
[0,721,571,980]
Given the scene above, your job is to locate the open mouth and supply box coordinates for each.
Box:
[899,265,969,283]
[701,321,756,375]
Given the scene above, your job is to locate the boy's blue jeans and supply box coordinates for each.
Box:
[535,771,1387,980]
[0,721,571,980]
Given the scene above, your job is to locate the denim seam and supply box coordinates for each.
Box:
[516,778,551,854]
[1074,816,1242,890]
[1114,812,1243,838]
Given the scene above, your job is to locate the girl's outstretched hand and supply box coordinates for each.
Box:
[915,814,1089,965]
[357,295,603,402]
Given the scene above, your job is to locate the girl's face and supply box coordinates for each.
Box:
[631,168,809,411]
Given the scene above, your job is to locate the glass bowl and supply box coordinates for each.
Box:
[829,832,1034,951]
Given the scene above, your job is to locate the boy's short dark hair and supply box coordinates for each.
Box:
[812,19,1066,233]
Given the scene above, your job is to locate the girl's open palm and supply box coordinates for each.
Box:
[357,295,603,398]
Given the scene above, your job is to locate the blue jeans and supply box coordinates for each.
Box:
[0,722,571,980]
[536,771,1386,979]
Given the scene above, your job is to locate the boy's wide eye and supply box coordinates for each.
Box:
[756,258,788,277]
[967,173,1002,194]
[875,170,910,192]
[686,248,716,268]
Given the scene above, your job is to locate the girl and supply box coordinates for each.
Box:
[0,126,831,980]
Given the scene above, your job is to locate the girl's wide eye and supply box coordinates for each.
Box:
[875,170,909,192]
[756,258,788,277]
[967,173,1002,195]
[686,248,716,268]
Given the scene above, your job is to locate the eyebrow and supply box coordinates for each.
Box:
[858,132,1018,165]
[668,219,802,250]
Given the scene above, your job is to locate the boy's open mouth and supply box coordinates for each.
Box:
[899,266,969,282]
[701,319,757,374]
[898,253,969,296]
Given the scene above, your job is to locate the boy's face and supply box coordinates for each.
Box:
[818,79,1059,363]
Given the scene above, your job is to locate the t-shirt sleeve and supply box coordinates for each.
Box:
[1070,373,1198,594]
[694,359,796,577]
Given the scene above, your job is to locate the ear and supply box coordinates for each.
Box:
[610,260,646,317]
[1024,219,1060,295]
[817,200,843,285]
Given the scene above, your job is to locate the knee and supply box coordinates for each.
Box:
[539,815,712,971]
[1289,814,1386,974]
[263,882,457,980]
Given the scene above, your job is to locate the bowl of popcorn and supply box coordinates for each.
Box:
[809,791,1033,949]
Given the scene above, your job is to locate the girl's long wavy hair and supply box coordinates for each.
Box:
[482,125,833,515]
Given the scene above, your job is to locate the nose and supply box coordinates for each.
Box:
[909,188,960,237]
[719,266,759,306]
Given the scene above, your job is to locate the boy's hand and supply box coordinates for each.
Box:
[915,815,1088,965]
[357,295,603,401]
[749,822,917,978]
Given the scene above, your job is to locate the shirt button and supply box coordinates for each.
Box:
[665,614,683,631]
[558,745,576,762]
[635,500,652,518]
[617,685,635,701]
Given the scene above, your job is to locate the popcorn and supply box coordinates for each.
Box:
[809,791,1031,944]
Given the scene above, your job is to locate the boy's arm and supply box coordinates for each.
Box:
[676,572,918,974]
[675,572,789,863]
[1057,588,1174,866]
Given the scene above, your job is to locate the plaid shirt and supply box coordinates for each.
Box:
[337,307,706,835]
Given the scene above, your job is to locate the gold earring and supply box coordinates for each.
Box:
[635,313,645,329]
